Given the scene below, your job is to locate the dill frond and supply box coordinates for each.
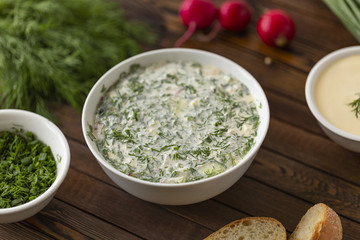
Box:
[0,0,156,121]
[349,93,360,119]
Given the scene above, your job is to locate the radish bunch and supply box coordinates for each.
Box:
[175,0,295,48]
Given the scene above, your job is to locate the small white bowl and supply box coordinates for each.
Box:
[306,46,360,152]
[0,109,70,223]
[82,48,270,205]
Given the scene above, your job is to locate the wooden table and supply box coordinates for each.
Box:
[1,0,360,239]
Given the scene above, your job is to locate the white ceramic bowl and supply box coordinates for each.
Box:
[0,109,70,223]
[306,46,360,152]
[82,48,270,205]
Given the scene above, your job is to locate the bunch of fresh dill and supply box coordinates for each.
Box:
[0,0,156,120]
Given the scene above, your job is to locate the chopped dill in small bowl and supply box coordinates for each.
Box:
[0,129,57,208]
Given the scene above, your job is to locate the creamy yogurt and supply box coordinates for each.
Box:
[89,61,260,183]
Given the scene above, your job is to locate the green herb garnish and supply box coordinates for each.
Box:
[323,0,360,42]
[0,0,156,121]
[348,93,360,118]
[0,129,57,208]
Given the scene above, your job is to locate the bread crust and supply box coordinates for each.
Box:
[204,217,287,240]
[289,203,342,240]
[318,204,342,240]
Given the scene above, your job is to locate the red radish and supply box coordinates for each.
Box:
[175,0,218,47]
[197,0,252,42]
[257,9,295,47]
[219,0,252,32]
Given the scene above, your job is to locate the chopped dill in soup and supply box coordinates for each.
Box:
[89,61,260,183]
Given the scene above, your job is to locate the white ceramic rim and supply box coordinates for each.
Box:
[0,109,70,214]
[305,45,360,142]
[82,48,270,188]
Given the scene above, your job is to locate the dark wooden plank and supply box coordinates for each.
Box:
[25,199,142,240]
[0,223,53,240]
[55,105,84,142]
[247,148,360,222]
[251,0,336,21]
[56,168,214,240]
[264,118,360,184]
[25,216,93,240]
[0,195,142,240]
[166,201,249,232]
[266,90,324,135]
[68,137,115,183]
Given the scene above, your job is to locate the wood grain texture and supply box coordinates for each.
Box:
[56,168,214,240]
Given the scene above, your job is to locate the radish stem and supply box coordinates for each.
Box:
[174,21,197,47]
[197,22,222,42]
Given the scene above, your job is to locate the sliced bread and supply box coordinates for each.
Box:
[204,217,287,240]
[289,203,342,240]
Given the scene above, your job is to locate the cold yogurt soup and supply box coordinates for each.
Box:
[314,54,360,136]
[89,61,260,183]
